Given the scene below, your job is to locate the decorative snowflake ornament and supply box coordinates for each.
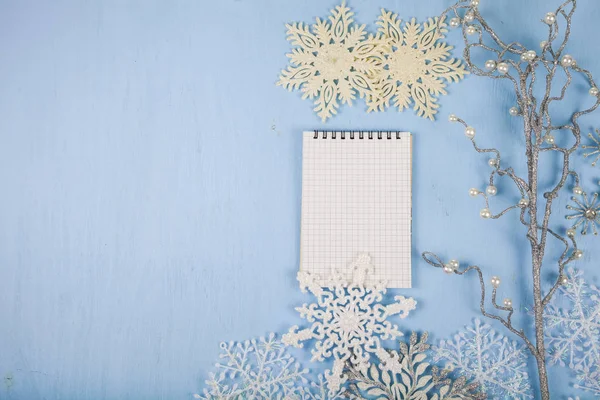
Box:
[433,319,533,399]
[277,2,385,122]
[545,268,600,396]
[345,332,485,399]
[195,334,308,399]
[195,334,347,400]
[566,192,600,236]
[583,129,600,166]
[283,253,417,394]
[368,12,468,120]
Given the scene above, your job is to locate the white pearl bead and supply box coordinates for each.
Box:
[448,114,458,122]
[567,228,576,237]
[573,186,584,195]
[484,59,497,71]
[561,54,575,67]
[466,25,477,35]
[574,249,584,259]
[488,158,499,168]
[491,276,501,288]
[465,126,476,139]
[540,41,548,49]
[509,106,519,116]
[590,87,599,96]
[520,53,528,62]
[469,188,480,197]
[480,208,492,219]
[497,62,509,74]
[503,298,513,308]
[444,259,459,274]
[486,185,498,196]
[544,135,555,145]
[560,275,568,285]
[544,12,556,25]
[526,50,537,60]
[471,0,480,6]
[519,198,530,207]
[450,17,461,28]
[464,12,475,22]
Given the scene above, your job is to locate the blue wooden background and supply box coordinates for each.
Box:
[1,0,599,399]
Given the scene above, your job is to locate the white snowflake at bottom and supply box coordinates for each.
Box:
[195,333,346,400]
[433,319,532,399]
[283,253,417,395]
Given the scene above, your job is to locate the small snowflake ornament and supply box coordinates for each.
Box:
[283,253,417,394]
[566,191,600,236]
[583,129,600,166]
[545,268,600,396]
[434,319,533,399]
[368,12,468,120]
[277,2,385,122]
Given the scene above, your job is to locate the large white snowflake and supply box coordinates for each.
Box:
[433,319,533,399]
[277,2,385,122]
[368,12,468,120]
[195,333,347,400]
[283,253,417,394]
[545,268,600,396]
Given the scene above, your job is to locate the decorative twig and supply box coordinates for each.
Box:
[425,1,599,399]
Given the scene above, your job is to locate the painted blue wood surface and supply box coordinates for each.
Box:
[1,0,599,398]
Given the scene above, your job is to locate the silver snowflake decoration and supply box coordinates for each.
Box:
[345,332,485,399]
[545,268,600,396]
[583,129,600,166]
[283,253,417,394]
[566,192,600,236]
[433,319,532,399]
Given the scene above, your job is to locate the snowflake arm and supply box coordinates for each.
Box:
[434,319,533,399]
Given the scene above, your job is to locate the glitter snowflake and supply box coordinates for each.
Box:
[545,268,600,396]
[345,332,485,399]
[368,12,468,120]
[195,333,347,400]
[283,253,417,393]
[583,129,600,166]
[566,192,600,236]
[433,319,533,399]
[277,2,385,122]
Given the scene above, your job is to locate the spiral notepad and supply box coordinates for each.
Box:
[300,130,412,288]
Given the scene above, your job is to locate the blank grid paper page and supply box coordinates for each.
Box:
[300,131,412,288]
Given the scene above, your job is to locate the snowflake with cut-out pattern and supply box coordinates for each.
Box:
[433,319,533,399]
[195,333,347,400]
[283,253,417,394]
[369,12,468,120]
[545,268,600,396]
[277,2,385,122]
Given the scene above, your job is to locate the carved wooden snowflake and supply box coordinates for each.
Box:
[277,2,385,122]
[368,12,468,120]
[283,253,417,394]
[583,129,600,166]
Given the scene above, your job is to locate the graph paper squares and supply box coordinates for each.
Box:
[300,131,412,288]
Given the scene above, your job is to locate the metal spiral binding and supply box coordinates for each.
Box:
[313,130,402,139]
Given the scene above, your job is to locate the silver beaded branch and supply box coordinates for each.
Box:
[422,0,599,399]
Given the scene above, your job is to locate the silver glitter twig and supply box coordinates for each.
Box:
[423,1,599,399]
